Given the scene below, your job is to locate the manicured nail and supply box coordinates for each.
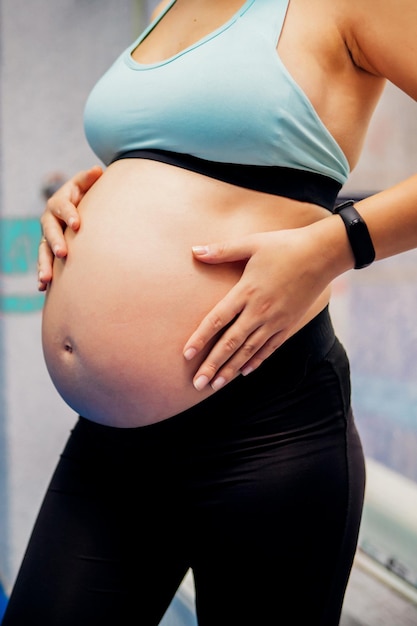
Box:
[69,217,77,229]
[192,245,209,255]
[241,365,254,377]
[194,375,209,391]
[211,377,226,391]
[184,348,197,361]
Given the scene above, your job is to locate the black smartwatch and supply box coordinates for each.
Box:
[333,200,375,269]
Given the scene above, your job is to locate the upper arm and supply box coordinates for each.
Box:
[346,0,417,100]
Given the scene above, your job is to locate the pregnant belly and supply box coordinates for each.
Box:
[42,161,251,427]
[42,159,331,427]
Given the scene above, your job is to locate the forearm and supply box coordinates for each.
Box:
[355,174,417,260]
[310,173,417,282]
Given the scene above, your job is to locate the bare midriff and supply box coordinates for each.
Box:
[42,158,332,427]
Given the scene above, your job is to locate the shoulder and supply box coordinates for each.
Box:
[150,0,171,22]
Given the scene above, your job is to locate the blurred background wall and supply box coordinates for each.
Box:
[0,0,416,605]
[0,0,152,592]
[336,80,417,486]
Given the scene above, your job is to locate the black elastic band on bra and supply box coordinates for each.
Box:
[111,149,341,211]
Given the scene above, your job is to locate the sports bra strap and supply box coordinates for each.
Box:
[246,0,290,44]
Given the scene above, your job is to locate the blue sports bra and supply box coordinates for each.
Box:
[84,0,349,209]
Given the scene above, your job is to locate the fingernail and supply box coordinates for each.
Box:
[184,348,197,361]
[211,376,226,391]
[241,365,254,377]
[192,245,209,256]
[69,217,77,229]
[194,375,209,391]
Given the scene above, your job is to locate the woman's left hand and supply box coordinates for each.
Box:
[183,227,336,391]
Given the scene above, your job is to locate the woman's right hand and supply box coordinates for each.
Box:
[38,165,103,291]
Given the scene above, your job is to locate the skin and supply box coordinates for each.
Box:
[39,0,417,399]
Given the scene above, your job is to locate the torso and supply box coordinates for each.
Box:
[42,0,386,427]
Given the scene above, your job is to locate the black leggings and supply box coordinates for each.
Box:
[3,308,365,626]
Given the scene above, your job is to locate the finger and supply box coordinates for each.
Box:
[193,333,260,391]
[48,166,103,234]
[240,331,288,376]
[192,236,255,265]
[183,287,245,361]
[191,320,271,391]
[45,194,81,233]
[37,238,55,290]
[204,327,288,392]
[40,210,69,258]
[71,165,103,200]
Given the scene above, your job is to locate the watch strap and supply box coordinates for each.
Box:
[333,200,375,269]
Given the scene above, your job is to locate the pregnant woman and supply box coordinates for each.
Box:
[4,0,417,624]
